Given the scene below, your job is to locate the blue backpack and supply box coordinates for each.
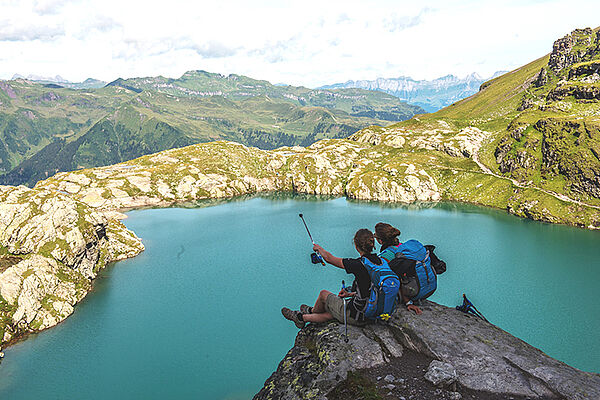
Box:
[393,239,437,301]
[360,256,400,321]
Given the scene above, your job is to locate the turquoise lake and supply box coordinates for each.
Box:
[0,196,599,399]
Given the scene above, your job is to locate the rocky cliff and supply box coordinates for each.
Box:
[254,301,600,400]
[490,28,600,201]
[0,185,143,346]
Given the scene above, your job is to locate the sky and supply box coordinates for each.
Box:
[0,0,599,87]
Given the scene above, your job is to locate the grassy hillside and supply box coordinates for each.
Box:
[354,27,600,211]
[0,72,424,187]
[0,82,131,174]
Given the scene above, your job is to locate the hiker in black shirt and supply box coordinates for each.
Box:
[281,229,382,328]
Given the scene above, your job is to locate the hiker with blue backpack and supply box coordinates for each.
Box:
[375,222,439,314]
[281,228,400,328]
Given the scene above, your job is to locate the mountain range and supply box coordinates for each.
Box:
[320,72,506,112]
[0,72,423,186]
[11,74,107,89]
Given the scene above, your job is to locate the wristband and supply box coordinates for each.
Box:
[406,300,413,306]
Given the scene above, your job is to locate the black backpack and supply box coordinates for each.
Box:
[425,245,446,274]
[387,244,447,277]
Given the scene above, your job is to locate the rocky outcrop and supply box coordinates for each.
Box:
[534,67,549,87]
[350,122,489,159]
[0,185,143,346]
[255,301,600,400]
[568,60,600,80]
[548,28,599,74]
[36,140,443,210]
[547,82,600,101]
[495,129,540,181]
[536,118,600,197]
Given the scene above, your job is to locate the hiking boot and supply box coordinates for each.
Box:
[281,307,305,329]
[300,304,313,314]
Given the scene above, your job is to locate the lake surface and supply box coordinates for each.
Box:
[0,196,599,399]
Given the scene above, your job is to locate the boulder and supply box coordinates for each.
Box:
[424,360,457,387]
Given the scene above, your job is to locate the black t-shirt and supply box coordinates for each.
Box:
[342,254,382,320]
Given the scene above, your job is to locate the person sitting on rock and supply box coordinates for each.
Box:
[281,228,381,328]
[374,222,423,315]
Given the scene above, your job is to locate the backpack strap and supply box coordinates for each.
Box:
[421,250,432,283]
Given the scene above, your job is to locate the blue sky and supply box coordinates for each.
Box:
[0,0,598,87]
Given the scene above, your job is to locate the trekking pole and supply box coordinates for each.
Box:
[463,294,488,322]
[460,293,489,322]
[298,213,325,266]
[342,280,349,343]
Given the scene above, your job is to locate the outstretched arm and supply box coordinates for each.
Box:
[313,244,344,269]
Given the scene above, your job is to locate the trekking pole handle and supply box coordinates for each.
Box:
[315,250,325,266]
[341,280,350,300]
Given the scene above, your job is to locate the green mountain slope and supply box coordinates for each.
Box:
[0,81,132,174]
[351,27,600,215]
[0,73,424,186]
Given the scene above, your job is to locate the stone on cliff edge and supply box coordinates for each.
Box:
[424,360,457,387]
[2,255,79,329]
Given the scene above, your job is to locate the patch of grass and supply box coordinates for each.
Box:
[0,254,22,273]
[21,268,34,279]
[328,371,382,400]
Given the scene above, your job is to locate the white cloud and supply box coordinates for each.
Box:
[0,23,64,42]
[0,0,598,87]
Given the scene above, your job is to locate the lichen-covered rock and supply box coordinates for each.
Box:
[254,322,391,400]
[0,185,144,346]
[36,139,444,209]
[424,360,458,387]
[255,301,600,400]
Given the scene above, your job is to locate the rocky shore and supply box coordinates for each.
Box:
[35,135,600,228]
[0,185,143,347]
[254,301,600,400]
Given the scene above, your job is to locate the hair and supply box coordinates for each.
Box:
[353,228,375,254]
[374,222,401,248]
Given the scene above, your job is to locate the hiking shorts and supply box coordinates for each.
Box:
[401,276,419,299]
[325,293,365,326]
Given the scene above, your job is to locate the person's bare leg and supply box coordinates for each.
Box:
[303,312,334,323]
[312,290,332,314]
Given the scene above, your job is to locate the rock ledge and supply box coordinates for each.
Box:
[254,301,600,400]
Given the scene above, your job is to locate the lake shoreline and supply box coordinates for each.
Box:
[1,192,598,355]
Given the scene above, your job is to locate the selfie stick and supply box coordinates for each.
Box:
[298,213,325,266]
